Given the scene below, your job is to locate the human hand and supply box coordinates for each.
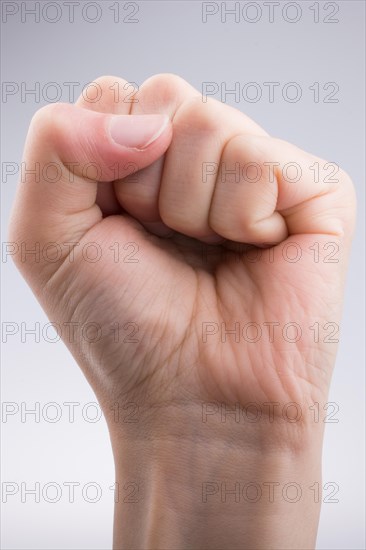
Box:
[9,74,356,549]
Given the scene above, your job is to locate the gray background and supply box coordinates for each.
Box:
[1,1,365,548]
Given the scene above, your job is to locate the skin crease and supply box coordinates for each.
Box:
[9,74,356,549]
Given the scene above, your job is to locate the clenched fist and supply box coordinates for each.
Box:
[9,74,356,550]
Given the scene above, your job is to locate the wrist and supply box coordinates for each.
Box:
[106,400,325,549]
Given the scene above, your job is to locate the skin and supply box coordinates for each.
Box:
[9,74,356,549]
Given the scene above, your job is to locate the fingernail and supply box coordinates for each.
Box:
[109,114,169,150]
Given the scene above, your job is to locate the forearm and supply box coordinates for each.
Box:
[109,402,324,550]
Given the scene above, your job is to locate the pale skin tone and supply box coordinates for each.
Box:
[9,74,356,549]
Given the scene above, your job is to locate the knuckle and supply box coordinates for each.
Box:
[174,96,222,135]
[30,102,64,126]
[88,74,126,88]
[142,72,188,92]
[137,73,197,111]
[29,102,70,143]
[223,134,270,167]
[79,75,130,106]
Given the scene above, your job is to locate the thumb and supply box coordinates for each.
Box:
[9,102,172,281]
